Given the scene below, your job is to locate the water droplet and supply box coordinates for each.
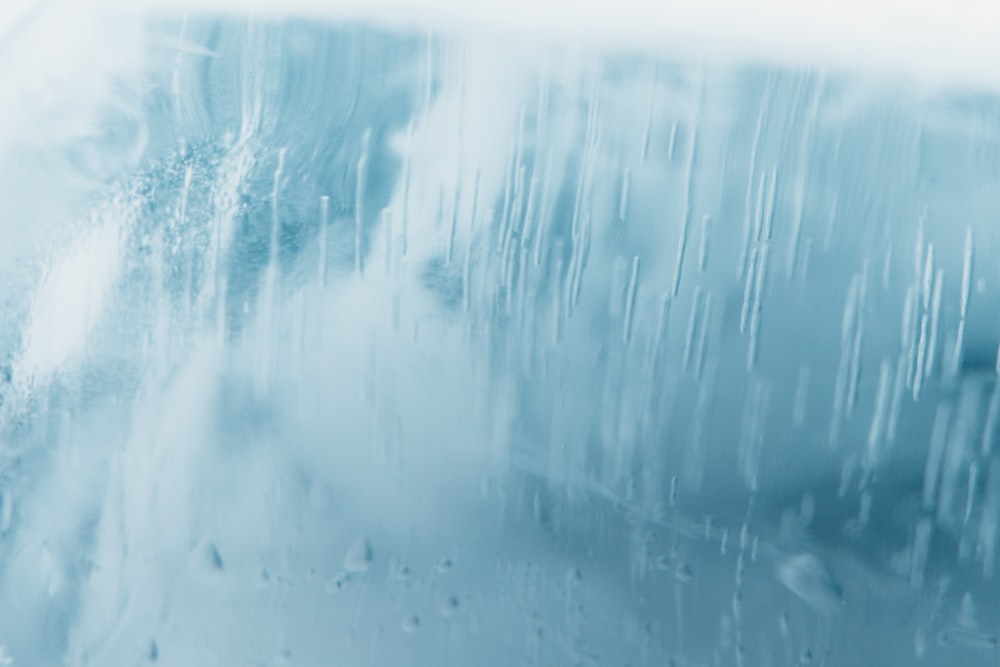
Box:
[402,614,421,633]
[675,561,694,583]
[776,552,843,613]
[324,572,352,594]
[343,537,373,574]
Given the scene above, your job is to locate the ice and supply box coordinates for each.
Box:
[3,0,1000,665]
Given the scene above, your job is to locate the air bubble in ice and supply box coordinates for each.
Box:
[343,537,373,573]
[675,562,694,583]
[402,614,421,633]
[440,595,460,618]
[938,629,998,650]
[775,552,843,613]
[324,572,352,594]
[189,540,224,581]
[435,557,453,574]
[390,560,411,581]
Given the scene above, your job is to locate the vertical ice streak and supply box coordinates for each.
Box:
[355,130,370,276]
[979,458,1000,577]
[254,146,287,397]
[739,86,769,281]
[786,80,821,283]
[949,227,974,377]
[641,68,655,163]
[697,214,710,274]
[618,167,630,223]
[318,195,329,288]
[864,357,893,483]
[670,114,699,299]
[622,255,640,344]
[683,286,704,374]
[738,379,770,492]
[693,291,713,380]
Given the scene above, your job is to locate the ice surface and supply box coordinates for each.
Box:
[2,1,1000,666]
